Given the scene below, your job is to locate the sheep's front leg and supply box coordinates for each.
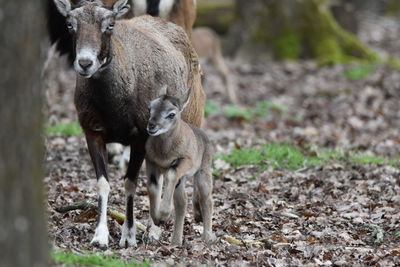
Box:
[86,134,110,248]
[119,139,146,248]
[146,160,163,241]
[158,159,192,223]
[172,178,187,246]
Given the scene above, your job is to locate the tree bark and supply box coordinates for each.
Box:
[0,0,48,266]
[227,0,379,63]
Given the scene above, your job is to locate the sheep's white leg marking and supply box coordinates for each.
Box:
[119,179,137,247]
[91,176,110,247]
[159,0,175,19]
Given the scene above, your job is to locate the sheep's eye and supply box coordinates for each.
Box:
[167,113,176,119]
[107,23,115,31]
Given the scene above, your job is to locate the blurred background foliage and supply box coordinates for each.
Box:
[195,0,400,64]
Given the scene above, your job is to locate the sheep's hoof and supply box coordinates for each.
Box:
[90,225,109,248]
[119,222,137,248]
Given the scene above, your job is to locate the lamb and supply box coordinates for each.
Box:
[52,0,205,248]
[145,85,213,245]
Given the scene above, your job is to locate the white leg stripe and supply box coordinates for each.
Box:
[91,176,110,247]
[97,176,110,225]
[97,176,110,196]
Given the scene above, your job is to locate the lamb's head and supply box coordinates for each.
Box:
[147,86,189,136]
[53,0,130,78]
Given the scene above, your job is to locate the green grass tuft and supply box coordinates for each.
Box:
[344,64,375,80]
[216,143,398,171]
[204,100,220,117]
[52,250,151,267]
[351,154,398,166]
[223,104,254,120]
[45,121,83,135]
[219,143,324,170]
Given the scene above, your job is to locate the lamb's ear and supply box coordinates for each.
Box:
[53,0,71,17]
[113,0,130,18]
[159,84,168,96]
[180,91,191,111]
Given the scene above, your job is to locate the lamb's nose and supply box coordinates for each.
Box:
[148,122,156,130]
[78,59,93,70]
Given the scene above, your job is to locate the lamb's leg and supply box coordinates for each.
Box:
[119,138,146,248]
[192,182,202,223]
[171,178,187,246]
[158,159,192,222]
[86,134,110,248]
[194,168,213,244]
[145,160,163,241]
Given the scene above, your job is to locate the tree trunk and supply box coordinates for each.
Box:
[195,0,235,35]
[0,0,48,266]
[227,0,379,63]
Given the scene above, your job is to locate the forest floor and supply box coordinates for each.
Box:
[44,60,400,266]
[44,13,399,267]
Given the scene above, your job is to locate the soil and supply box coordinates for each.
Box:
[44,14,400,266]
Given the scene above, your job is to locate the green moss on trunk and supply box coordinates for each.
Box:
[273,28,302,60]
[385,0,400,15]
[245,0,380,64]
[195,0,235,34]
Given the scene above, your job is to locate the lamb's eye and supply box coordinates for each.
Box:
[107,23,115,31]
[66,22,73,30]
[167,113,176,119]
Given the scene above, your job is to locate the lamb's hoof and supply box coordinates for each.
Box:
[202,232,215,245]
[90,225,109,248]
[119,223,137,248]
[148,225,162,243]
[171,239,183,246]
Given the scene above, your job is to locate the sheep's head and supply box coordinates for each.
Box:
[53,0,130,78]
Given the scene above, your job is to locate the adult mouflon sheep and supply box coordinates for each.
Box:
[52,0,205,248]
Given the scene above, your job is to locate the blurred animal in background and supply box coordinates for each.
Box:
[192,27,237,104]
[50,0,205,248]
[131,0,197,38]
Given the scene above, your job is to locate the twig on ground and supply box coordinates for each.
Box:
[54,201,146,232]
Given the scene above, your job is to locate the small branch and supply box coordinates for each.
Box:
[54,201,146,232]
[224,234,266,248]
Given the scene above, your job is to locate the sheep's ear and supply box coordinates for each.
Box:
[113,0,130,18]
[159,84,168,96]
[53,0,71,17]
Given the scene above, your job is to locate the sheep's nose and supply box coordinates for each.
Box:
[78,59,93,70]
